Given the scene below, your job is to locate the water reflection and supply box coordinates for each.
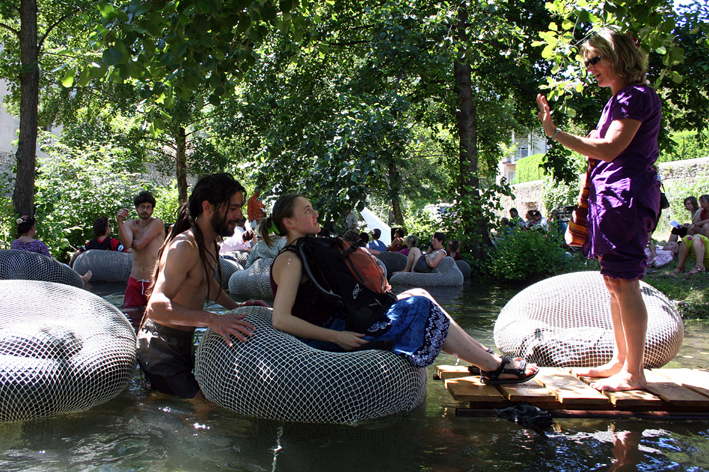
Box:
[1,281,709,471]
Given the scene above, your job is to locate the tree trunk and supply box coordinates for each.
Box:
[13,0,40,217]
[387,162,405,226]
[176,127,188,204]
[454,6,491,257]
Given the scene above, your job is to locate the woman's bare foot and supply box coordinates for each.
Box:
[590,371,646,392]
[574,360,623,378]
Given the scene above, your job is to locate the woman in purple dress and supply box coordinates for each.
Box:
[536,28,661,392]
[11,215,51,256]
[11,215,92,282]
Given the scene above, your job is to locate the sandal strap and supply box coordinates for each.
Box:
[481,356,512,382]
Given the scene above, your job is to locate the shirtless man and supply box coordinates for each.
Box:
[137,173,268,399]
[117,191,165,309]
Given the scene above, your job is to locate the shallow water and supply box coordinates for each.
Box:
[1,281,708,471]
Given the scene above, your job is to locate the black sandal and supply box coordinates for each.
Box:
[480,356,538,385]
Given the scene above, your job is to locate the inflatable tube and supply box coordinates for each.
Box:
[455,260,471,279]
[376,252,407,275]
[73,250,133,283]
[493,271,684,368]
[0,280,137,422]
[221,250,250,268]
[0,249,84,288]
[389,257,464,287]
[228,257,274,299]
[195,306,428,424]
[216,257,243,289]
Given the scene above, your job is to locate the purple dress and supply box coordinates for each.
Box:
[587,84,661,280]
[11,239,51,257]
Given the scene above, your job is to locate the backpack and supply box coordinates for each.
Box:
[290,236,398,333]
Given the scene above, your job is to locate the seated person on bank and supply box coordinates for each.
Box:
[400,232,448,273]
[688,194,709,239]
[672,234,708,276]
[645,240,679,268]
[399,235,418,257]
[668,197,701,242]
[366,228,387,253]
[387,228,406,251]
[244,234,287,269]
[447,240,461,261]
[69,216,128,267]
[219,218,252,253]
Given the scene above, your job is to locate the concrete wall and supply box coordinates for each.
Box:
[499,156,709,217]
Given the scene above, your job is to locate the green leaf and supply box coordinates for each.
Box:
[61,71,75,88]
[102,48,123,66]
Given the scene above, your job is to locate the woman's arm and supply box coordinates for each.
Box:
[426,249,447,268]
[536,94,641,162]
[271,252,367,350]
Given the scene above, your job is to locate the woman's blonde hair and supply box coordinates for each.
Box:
[581,27,647,86]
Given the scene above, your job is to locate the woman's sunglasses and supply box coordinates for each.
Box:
[584,56,602,68]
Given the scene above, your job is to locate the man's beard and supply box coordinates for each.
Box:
[212,211,235,237]
[139,212,151,220]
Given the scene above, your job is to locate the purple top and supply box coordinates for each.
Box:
[588,83,662,259]
[11,239,51,257]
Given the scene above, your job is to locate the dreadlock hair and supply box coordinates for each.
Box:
[149,173,246,301]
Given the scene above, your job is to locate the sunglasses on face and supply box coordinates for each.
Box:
[584,55,602,69]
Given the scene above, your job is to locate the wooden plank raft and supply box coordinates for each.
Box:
[436,365,709,413]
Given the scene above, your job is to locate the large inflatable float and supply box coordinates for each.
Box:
[73,249,133,283]
[195,306,428,424]
[0,280,137,422]
[376,251,408,275]
[216,256,243,289]
[0,249,84,288]
[493,271,684,367]
[228,257,275,299]
[389,257,464,287]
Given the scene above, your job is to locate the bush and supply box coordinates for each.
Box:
[33,141,175,261]
[542,176,580,216]
[487,226,569,281]
[659,130,709,163]
[512,153,545,184]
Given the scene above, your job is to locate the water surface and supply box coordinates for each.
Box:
[1,281,708,471]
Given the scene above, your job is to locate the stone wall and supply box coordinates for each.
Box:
[499,156,709,217]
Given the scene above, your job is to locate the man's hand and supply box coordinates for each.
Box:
[240,299,271,308]
[117,208,130,224]
[334,331,368,351]
[210,312,256,347]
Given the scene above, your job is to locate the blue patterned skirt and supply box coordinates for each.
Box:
[306,295,450,368]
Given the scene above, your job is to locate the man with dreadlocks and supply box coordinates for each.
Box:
[137,173,269,399]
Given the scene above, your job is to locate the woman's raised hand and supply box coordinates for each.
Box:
[536,94,556,138]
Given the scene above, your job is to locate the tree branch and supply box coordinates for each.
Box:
[39,8,84,51]
[0,22,20,37]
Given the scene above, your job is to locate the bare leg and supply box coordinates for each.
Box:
[589,278,648,392]
[702,223,709,239]
[575,277,624,378]
[401,247,421,273]
[441,320,537,379]
[80,270,92,283]
[672,242,690,274]
[399,288,492,352]
[686,236,706,275]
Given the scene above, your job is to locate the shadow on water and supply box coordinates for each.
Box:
[1,281,708,471]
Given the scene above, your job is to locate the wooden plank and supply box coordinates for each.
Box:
[498,380,558,404]
[642,371,709,407]
[652,369,709,399]
[445,376,506,403]
[535,368,610,405]
[435,365,474,380]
